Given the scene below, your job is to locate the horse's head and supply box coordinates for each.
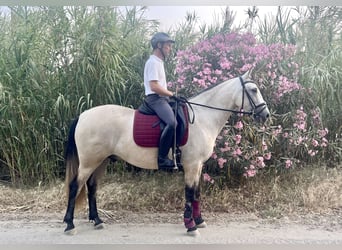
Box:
[236,71,270,123]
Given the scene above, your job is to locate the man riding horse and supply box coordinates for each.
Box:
[143,32,178,170]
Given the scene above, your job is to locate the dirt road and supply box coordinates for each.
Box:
[1,212,342,244]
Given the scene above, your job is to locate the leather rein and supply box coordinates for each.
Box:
[176,76,268,123]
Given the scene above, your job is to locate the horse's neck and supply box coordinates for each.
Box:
[190,79,238,137]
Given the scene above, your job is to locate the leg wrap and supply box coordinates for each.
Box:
[192,200,200,218]
[192,200,204,225]
[184,203,196,230]
[184,218,196,230]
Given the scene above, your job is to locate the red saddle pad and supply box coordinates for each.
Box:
[133,109,188,147]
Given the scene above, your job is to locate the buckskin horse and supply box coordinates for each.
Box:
[63,71,270,236]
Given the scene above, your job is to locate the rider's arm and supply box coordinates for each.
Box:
[149,80,174,97]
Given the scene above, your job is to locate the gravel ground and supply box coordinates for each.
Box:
[2,211,342,244]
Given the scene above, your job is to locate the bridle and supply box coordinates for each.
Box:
[238,76,268,120]
[176,76,268,123]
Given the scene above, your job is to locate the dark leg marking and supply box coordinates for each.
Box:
[87,174,104,228]
[63,176,78,232]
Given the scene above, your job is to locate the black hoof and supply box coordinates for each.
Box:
[187,225,198,232]
[194,216,204,225]
[90,217,104,229]
[64,223,76,235]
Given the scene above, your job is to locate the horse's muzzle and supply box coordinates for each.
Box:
[253,104,270,123]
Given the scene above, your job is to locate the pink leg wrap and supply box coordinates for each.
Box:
[184,217,196,229]
[192,200,201,218]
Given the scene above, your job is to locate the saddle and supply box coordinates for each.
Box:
[133,100,189,148]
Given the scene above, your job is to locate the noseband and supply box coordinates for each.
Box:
[239,76,268,119]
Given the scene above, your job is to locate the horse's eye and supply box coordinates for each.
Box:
[251,87,258,93]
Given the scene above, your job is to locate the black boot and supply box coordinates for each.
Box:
[158,125,178,170]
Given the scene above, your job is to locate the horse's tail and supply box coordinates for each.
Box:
[64,117,86,208]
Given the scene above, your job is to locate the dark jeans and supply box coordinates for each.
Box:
[145,94,177,129]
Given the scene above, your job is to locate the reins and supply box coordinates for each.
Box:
[176,76,267,124]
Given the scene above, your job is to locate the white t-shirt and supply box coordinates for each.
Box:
[144,55,167,95]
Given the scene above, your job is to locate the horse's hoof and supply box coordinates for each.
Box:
[64,222,76,235]
[196,221,207,228]
[187,228,200,237]
[64,228,77,235]
[92,217,104,230]
[94,222,104,230]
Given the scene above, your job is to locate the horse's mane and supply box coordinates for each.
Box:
[190,77,234,98]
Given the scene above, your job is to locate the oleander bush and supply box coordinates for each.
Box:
[170,31,333,185]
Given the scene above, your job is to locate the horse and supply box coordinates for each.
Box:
[62,71,270,236]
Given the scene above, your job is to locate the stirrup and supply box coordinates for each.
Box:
[158,157,178,171]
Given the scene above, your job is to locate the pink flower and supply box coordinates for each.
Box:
[264,152,272,160]
[214,69,222,75]
[262,141,268,151]
[203,67,211,75]
[244,165,257,177]
[272,125,282,136]
[217,157,227,168]
[232,148,242,158]
[295,122,306,131]
[285,159,293,169]
[321,138,328,147]
[234,134,242,144]
[203,173,214,184]
[318,128,329,138]
[312,139,319,147]
[220,142,230,152]
[308,149,317,157]
[234,121,243,130]
[211,152,218,159]
[256,156,265,168]
[297,136,305,145]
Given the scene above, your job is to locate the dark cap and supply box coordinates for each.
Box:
[151,32,175,49]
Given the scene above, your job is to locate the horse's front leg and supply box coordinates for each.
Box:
[184,185,198,235]
[192,185,207,228]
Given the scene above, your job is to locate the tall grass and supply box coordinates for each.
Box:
[0,6,155,185]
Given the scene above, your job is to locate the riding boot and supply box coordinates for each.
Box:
[158,125,177,170]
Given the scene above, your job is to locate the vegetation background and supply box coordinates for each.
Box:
[0,6,341,216]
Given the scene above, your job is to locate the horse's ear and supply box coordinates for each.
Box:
[242,68,254,80]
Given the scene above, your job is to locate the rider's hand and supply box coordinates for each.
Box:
[171,95,185,102]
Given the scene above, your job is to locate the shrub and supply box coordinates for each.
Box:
[170,32,330,185]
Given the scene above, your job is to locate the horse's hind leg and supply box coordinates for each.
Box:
[63,166,97,234]
[64,176,79,234]
[87,174,104,229]
[87,160,108,229]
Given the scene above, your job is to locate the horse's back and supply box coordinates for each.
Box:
[75,104,159,169]
[80,104,133,120]
[75,105,134,158]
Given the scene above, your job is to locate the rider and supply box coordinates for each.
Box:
[144,32,178,170]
